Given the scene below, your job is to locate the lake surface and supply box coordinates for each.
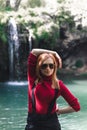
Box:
[0,79,87,130]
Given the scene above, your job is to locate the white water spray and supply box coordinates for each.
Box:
[8,17,20,80]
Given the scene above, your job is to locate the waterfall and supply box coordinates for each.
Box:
[8,17,20,81]
[28,32,32,52]
[26,28,32,52]
[7,18,32,81]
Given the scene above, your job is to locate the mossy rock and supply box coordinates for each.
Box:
[75,60,84,68]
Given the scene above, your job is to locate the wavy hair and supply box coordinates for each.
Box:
[35,53,60,89]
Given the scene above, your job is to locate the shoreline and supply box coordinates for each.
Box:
[58,69,87,81]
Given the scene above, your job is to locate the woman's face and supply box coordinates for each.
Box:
[40,57,54,76]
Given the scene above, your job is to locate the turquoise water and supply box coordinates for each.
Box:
[0,80,87,130]
[58,79,87,130]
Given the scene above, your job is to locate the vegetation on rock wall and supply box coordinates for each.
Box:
[0,23,7,43]
[0,0,87,47]
[0,0,87,81]
[0,0,81,45]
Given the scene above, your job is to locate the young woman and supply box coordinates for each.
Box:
[25,48,80,130]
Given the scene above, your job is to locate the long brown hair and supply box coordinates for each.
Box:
[35,53,60,89]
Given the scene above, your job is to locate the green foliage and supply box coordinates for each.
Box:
[55,8,75,29]
[57,0,65,3]
[29,21,43,30]
[0,23,7,43]
[37,30,49,41]
[33,25,60,49]
[30,22,37,29]
[5,6,12,11]
[75,60,84,68]
[17,15,22,19]
[27,0,42,8]
[0,0,12,11]
[0,0,5,11]
[35,30,52,49]
[29,11,37,17]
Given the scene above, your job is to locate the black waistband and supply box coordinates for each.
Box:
[28,112,57,122]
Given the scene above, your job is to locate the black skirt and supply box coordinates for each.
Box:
[25,112,61,130]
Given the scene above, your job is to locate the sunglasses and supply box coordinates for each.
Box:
[41,63,54,70]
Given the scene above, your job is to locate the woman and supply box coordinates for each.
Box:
[25,48,80,130]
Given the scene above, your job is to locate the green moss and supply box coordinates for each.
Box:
[0,23,7,43]
[75,60,84,68]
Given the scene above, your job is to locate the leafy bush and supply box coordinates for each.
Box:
[27,0,43,8]
[33,25,60,49]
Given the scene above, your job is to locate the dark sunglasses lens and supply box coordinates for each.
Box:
[41,64,47,69]
[41,64,54,69]
[49,64,54,69]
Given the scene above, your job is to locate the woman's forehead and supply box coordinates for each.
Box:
[42,57,54,64]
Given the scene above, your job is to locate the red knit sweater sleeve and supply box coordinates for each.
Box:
[27,52,37,83]
[59,80,80,112]
[27,53,37,112]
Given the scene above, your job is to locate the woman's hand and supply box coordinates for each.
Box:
[56,106,75,115]
[31,48,56,56]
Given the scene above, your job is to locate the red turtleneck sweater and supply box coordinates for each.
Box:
[27,53,80,114]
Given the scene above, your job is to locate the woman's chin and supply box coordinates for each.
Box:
[44,73,52,77]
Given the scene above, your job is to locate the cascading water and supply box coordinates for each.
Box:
[8,17,20,81]
[7,17,32,81]
[28,31,32,52]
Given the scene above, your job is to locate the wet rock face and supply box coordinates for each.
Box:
[0,41,9,81]
[0,39,29,82]
[0,22,87,81]
[0,36,86,82]
[53,24,87,75]
[0,24,30,82]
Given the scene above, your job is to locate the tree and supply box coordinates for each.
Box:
[6,0,11,8]
[5,0,22,11]
[15,0,22,11]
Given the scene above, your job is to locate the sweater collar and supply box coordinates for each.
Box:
[41,74,52,82]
